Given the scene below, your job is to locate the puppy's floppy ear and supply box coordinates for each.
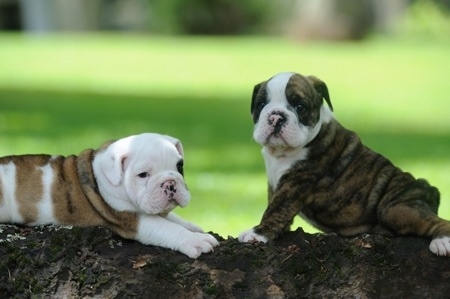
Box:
[163,135,184,157]
[98,141,129,186]
[251,82,263,115]
[308,76,333,112]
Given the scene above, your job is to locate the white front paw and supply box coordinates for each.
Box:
[179,232,219,259]
[430,236,450,256]
[238,228,268,243]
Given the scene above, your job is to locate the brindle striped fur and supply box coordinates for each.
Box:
[249,72,450,256]
[254,119,449,240]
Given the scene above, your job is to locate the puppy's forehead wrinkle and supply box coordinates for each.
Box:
[128,138,181,174]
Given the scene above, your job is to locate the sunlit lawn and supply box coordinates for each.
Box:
[0,33,449,237]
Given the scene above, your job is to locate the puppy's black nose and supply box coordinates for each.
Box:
[268,112,286,134]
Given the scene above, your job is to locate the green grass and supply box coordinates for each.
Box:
[0,33,449,237]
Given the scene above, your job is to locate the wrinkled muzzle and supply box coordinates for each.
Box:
[254,107,303,148]
[141,174,191,215]
[160,178,190,208]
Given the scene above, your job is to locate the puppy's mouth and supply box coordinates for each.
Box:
[160,201,178,214]
[264,127,289,147]
[265,131,286,144]
[262,111,289,143]
[139,176,190,215]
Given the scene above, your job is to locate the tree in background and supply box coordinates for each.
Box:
[150,0,273,35]
[1,0,448,40]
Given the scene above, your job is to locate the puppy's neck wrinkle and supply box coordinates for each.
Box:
[76,149,138,237]
[303,119,363,169]
[77,149,101,197]
[305,119,339,156]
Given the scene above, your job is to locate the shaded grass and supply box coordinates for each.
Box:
[0,34,449,237]
[0,89,258,171]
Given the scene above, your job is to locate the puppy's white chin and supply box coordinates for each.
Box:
[262,136,288,148]
[256,132,306,156]
[254,122,309,150]
[144,201,185,215]
[255,131,299,148]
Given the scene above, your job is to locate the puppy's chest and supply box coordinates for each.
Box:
[263,148,308,189]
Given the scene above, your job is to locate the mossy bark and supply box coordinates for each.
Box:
[1,224,449,298]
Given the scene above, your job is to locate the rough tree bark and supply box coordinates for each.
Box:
[1,224,449,298]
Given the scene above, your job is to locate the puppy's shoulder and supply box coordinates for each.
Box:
[304,119,360,161]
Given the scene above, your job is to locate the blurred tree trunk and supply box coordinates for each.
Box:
[285,0,408,40]
[1,224,449,298]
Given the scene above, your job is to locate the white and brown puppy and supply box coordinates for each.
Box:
[238,72,450,257]
[0,133,218,258]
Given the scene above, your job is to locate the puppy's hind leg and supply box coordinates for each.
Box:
[380,202,450,257]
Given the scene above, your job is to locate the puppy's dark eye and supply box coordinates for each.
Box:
[176,161,184,176]
[295,104,305,114]
[137,172,150,178]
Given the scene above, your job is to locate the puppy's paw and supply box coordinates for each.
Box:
[429,236,450,257]
[238,228,268,243]
[179,233,219,259]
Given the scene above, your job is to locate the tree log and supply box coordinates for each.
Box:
[1,224,449,298]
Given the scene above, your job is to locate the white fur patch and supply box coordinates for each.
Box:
[262,105,334,189]
[32,163,56,225]
[429,236,450,256]
[266,72,295,103]
[263,147,308,190]
[0,162,23,223]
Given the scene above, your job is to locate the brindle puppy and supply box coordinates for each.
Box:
[238,72,450,256]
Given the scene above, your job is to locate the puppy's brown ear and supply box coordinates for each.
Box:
[308,76,333,112]
[251,82,263,115]
[163,135,184,157]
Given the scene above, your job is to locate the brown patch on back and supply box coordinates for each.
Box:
[12,155,51,223]
[0,148,139,241]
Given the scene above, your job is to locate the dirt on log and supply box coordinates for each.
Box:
[0,224,449,298]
